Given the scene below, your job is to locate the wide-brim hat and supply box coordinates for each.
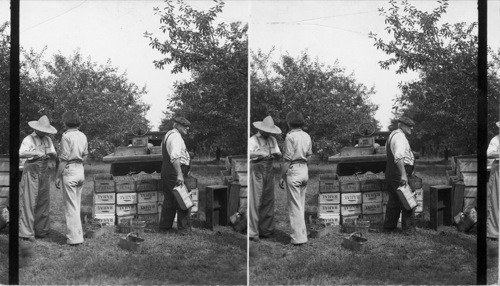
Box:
[173,116,191,127]
[28,115,57,134]
[398,116,415,127]
[253,116,282,134]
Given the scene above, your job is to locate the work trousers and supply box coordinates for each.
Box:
[249,160,275,238]
[487,161,499,239]
[285,163,309,244]
[383,179,414,230]
[61,163,85,244]
[19,160,51,239]
[159,178,191,231]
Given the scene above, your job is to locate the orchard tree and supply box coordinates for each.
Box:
[145,0,248,155]
[0,22,9,155]
[370,0,500,155]
[251,50,379,158]
[20,50,150,160]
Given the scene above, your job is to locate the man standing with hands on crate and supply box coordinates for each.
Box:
[159,116,192,234]
[383,116,416,234]
[249,116,282,242]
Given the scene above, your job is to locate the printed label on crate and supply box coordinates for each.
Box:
[94,180,115,193]
[464,187,477,198]
[319,180,340,193]
[115,181,135,193]
[361,213,384,223]
[116,215,135,225]
[339,181,360,193]
[362,191,382,203]
[359,180,381,192]
[318,193,340,204]
[341,215,359,225]
[318,204,340,214]
[362,202,383,214]
[415,200,423,213]
[138,191,158,203]
[116,204,137,216]
[189,188,199,201]
[93,204,115,215]
[116,192,138,205]
[382,191,389,203]
[93,214,115,225]
[414,188,423,201]
[136,180,158,192]
[137,213,159,224]
[137,202,158,214]
[93,193,116,204]
[317,213,340,225]
[340,204,362,216]
[341,193,362,205]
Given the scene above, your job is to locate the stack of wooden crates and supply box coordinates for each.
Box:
[92,172,199,226]
[221,155,247,218]
[448,155,477,214]
[317,172,423,226]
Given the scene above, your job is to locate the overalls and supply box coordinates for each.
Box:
[159,134,190,230]
[383,133,414,230]
[249,158,275,238]
[487,160,499,239]
[19,158,51,239]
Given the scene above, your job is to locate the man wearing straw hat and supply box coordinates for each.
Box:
[19,115,57,241]
[383,116,416,233]
[486,121,500,240]
[249,115,282,242]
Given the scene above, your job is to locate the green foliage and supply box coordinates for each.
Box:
[145,0,247,155]
[251,50,379,159]
[370,0,500,155]
[20,50,150,160]
[0,22,9,155]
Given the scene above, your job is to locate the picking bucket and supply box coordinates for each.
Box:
[397,184,417,210]
[173,184,193,210]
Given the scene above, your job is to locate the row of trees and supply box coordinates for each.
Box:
[251,50,379,158]
[371,0,500,155]
[0,22,150,159]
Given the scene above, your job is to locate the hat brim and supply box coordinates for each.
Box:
[28,121,57,134]
[253,121,282,134]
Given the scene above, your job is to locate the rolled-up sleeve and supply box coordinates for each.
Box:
[390,132,406,164]
[59,136,71,161]
[166,132,183,163]
[283,135,293,161]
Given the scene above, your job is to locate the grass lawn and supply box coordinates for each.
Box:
[249,160,499,285]
[18,160,247,285]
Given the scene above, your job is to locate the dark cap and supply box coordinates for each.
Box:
[173,116,191,127]
[398,116,415,127]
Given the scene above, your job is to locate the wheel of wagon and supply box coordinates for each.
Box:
[357,122,375,137]
[131,122,149,137]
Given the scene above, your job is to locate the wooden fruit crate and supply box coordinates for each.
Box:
[362,191,383,203]
[138,191,158,203]
[94,174,115,193]
[341,193,362,205]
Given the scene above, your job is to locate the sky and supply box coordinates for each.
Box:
[1,0,499,131]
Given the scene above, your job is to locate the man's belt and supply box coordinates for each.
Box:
[290,159,307,165]
[66,159,83,165]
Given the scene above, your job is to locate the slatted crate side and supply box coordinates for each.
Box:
[341,192,362,205]
[93,214,116,226]
[116,204,138,216]
[137,201,158,214]
[362,202,383,214]
[317,204,340,214]
[318,193,340,204]
[317,213,341,225]
[339,180,360,193]
[114,176,136,193]
[135,179,158,192]
[92,204,116,216]
[137,191,158,203]
[116,192,138,205]
[93,192,116,205]
[319,178,340,193]
[362,191,383,203]
[94,174,115,193]
[340,204,362,216]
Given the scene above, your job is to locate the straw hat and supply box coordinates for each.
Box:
[253,116,282,134]
[28,115,57,134]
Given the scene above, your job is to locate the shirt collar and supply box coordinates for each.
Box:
[288,128,302,134]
